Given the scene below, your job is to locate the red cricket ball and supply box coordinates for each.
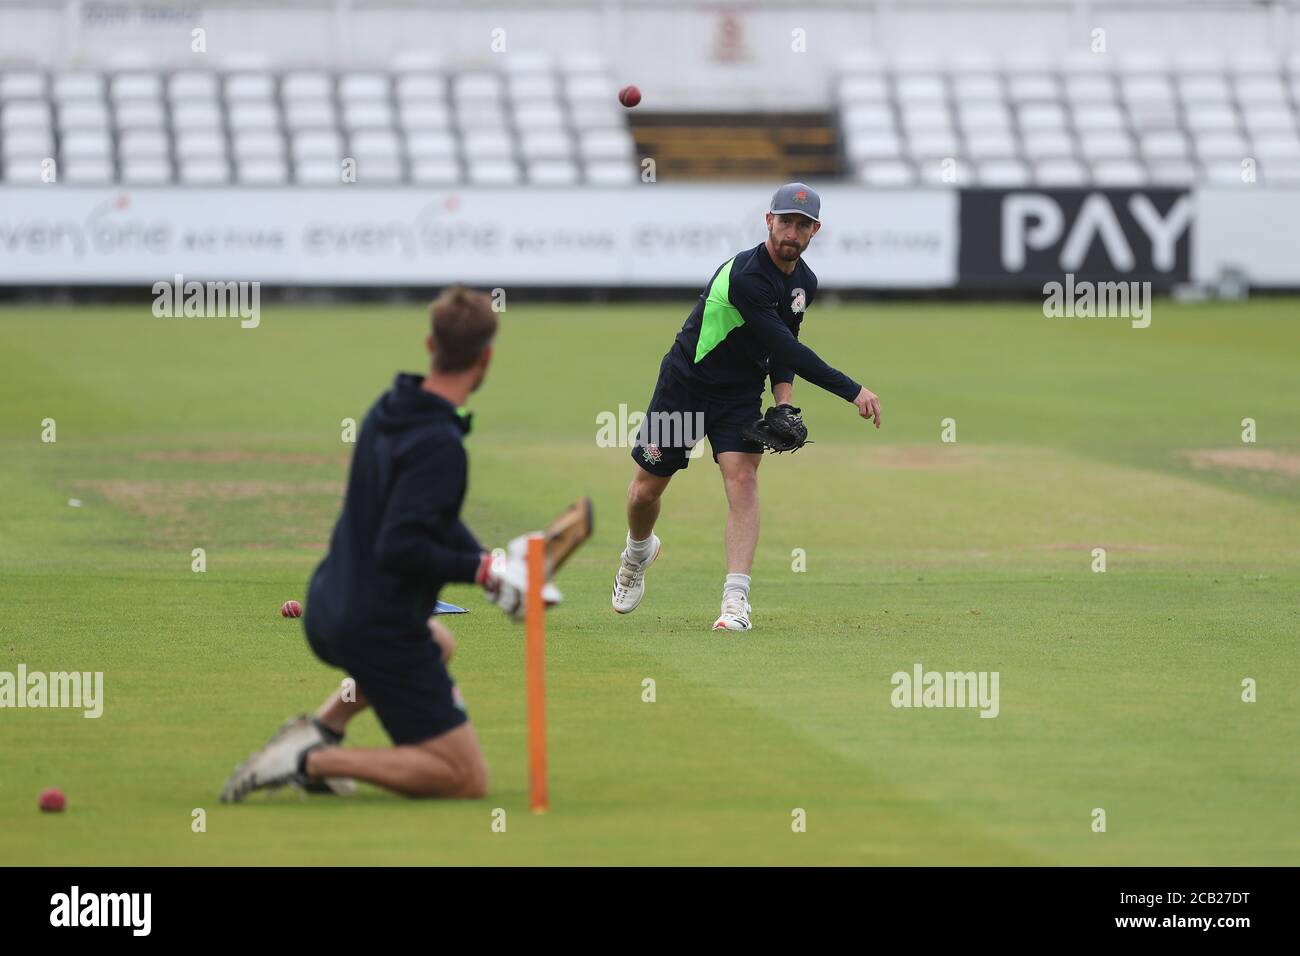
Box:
[39,788,66,812]
[281,600,303,618]
[618,85,642,108]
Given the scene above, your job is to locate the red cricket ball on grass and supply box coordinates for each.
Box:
[39,788,66,812]
[618,85,641,108]
[281,600,303,618]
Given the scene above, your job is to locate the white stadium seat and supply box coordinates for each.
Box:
[61,130,112,159]
[509,73,560,101]
[908,131,959,160]
[296,159,345,184]
[180,158,231,184]
[228,101,281,131]
[839,76,890,102]
[1147,159,1198,184]
[2,101,52,130]
[111,72,162,101]
[843,103,896,131]
[341,101,395,131]
[1034,158,1089,185]
[526,159,579,184]
[467,158,521,185]
[225,73,276,101]
[1185,105,1240,133]
[584,160,636,184]
[513,100,567,132]
[175,130,228,160]
[405,130,458,160]
[2,156,46,182]
[3,129,53,156]
[857,160,915,186]
[63,158,114,182]
[957,103,1013,133]
[845,129,902,161]
[118,129,169,158]
[1018,104,1068,132]
[1194,131,1249,160]
[1073,105,1126,133]
[58,101,111,130]
[121,157,172,183]
[577,129,633,161]
[115,100,166,129]
[1024,132,1076,161]
[236,158,289,184]
[284,100,337,132]
[1007,75,1059,104]
[520,129,573,161]
[951,75,1003,103]
[1078,131,1135,160]
[894,75,946,103]
[168,72,219,101]
[463,128,515,161]
[410,158,461,184]
[338,73,390,102]
[52,73,104,101]
[399,101,453,131]
[976,159,1030,186]
[1091,159,1148,185]
[900,104,952,133]
[282,72,333,101]
[232,131,285,160]
[966,132,1019,161]
[1,72,45,100]
[1139,130,1191,160]
[1064,76,1115,105]
[396,74,447,102]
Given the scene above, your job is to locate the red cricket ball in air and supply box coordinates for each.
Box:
[39,788,66,812]
[281,600,303,618]
[618,85,642,108]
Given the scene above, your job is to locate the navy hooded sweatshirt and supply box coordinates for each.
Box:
[305,373,483,644]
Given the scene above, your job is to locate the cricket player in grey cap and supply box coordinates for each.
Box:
[611,182,883,631]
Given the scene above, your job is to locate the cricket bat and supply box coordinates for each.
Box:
[542,497,593,579]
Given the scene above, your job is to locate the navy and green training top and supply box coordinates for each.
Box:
[665,241,861,403]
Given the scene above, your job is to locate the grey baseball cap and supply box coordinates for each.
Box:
[769,182,821,222]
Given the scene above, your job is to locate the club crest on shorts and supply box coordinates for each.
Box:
[791,288,806,314]
[641,442,663,465]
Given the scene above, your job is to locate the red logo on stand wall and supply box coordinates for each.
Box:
[712,10,748,62]
[957,189,1192,289]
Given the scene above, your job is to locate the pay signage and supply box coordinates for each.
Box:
[959,189,1192,288]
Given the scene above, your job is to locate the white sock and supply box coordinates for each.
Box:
[626,532,655,563]
[723,573,751,599]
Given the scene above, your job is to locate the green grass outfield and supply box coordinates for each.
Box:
[1,297,1297,866]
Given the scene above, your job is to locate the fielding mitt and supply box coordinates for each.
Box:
[742,404,811,454]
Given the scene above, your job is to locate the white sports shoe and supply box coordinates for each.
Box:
[611,535,661,614]
[712,591,752,632]
[219,715,350,803]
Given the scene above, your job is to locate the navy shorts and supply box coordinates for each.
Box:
[631,355,764,476]
[305,620,467,746]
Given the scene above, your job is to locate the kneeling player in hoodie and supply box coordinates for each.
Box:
[220,286,520,802]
